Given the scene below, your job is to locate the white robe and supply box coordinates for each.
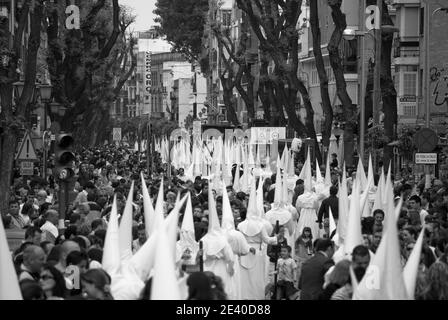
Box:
[202,240,235,298]
[295,191,320,241]
[225,229,251,300]
[239,228,277,300]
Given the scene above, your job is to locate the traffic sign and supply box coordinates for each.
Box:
[113,128,122,142]
[20,161,34,176]
[415,128,438,152]
[16,131,38,161]
[415,153,437,164]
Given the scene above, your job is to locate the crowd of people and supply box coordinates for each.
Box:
[2,143,448,300]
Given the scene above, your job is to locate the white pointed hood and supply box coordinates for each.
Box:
[102,195,121,277]
[0,209,22,299]
[150,229,181,300]
[200,182,228,256]
[337,165,349,245]
[304,147,312,192]
[356,157,367,192]
[372,168,385,213]
[119,181,135,263]
[353,187,409,300]
[237,177,265,236]
[344,180,363,256]
[325,152,332,186]
[154,178,165,225]
[403,228,424,300]
[316,159,324,183]
[141,173,154,238]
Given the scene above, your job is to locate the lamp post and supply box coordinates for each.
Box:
[39,84,53,180]
[425,4,448,128]
[343,4,397,166]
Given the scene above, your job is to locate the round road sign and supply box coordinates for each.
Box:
[415,128,438,152]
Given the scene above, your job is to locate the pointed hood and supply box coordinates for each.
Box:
[367,154,373,187]
[353,184,409,300]
[315,159,323,183]
[337,165,349,244]
[372,168,385,213]
[281,146,289,170]
[102,195,121,277]
[325,152,332,186]
[403,228,424,300]
[152,180,165,232]
[356,157,367,191]
[257,177,265,218]
[304,147,312,192]
[141,173,155,238]
[221,181,235,231]
[255,145,261,168]
[344,180,363,255]
[181,193,195,234]
[287,150,295,177]
[177,193,198,265]
[119,181,135,262]
[329,206,337,240]
[264,149,272,176]
[150,229,181,300]
[237,177,265,236]
[0,209,22,299]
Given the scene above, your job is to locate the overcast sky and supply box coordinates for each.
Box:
[120,0,157,32]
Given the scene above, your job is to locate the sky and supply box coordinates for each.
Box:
[120,0,158,32]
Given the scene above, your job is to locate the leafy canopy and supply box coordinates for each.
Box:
[154,0,209,61]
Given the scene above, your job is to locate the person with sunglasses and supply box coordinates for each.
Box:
[39,264,67,300]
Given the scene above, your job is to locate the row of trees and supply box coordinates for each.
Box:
[155,0,398,167]
[0,0,137,212]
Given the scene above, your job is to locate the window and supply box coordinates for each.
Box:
[402,72,417,96]
[403,105,417,117]
[222,10,232,27]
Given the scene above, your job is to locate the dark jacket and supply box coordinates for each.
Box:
[317,195,338,223]
[299,252,334,300]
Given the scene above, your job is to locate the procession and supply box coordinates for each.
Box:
[2,131,448,301]
[2,0,448,304]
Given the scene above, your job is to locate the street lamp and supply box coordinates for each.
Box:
[39,83,53,180]
[343,10,398,163]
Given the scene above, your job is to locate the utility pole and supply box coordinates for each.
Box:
[359,0,367,160]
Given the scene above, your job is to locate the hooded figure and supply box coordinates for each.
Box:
[238,177,278,300]
[199,183,235,296]
[176,193,199,267]
[295,149,320,241]
[221,181,254,300]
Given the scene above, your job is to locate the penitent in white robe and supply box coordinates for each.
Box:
[295,191,320,241]
[239,228,277,300]
[203,242,235,298]
[225,230,251,300]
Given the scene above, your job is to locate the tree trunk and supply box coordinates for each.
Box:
[380,1,397,170]
[327,0,355,167]
[222,79,240,126]
[310,0,333,151]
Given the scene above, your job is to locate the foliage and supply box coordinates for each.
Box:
[397,126,417,158]
[154,0,209,61]
[151,118,179,137]
[366,125,390,149]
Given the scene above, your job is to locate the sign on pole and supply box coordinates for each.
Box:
[16,131,38,161]
[415,153,437,164]
[113,128,122,142]
[20,161,34,176]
